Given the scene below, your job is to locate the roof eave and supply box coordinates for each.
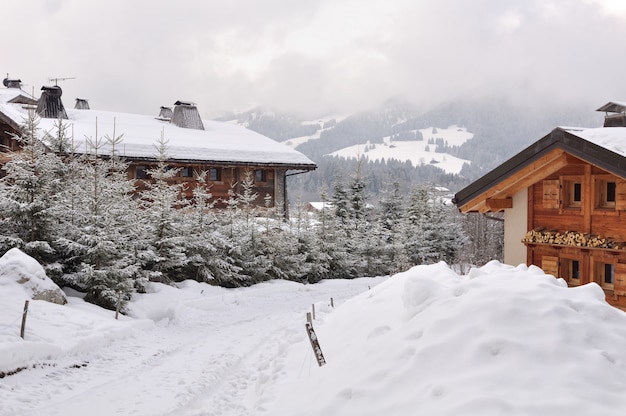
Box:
[454,128,626,211]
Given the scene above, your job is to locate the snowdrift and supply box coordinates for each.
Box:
[267,261,626,416]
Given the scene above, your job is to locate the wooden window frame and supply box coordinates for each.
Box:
[594,175,617,210]
[255,169,266,183]
[594,259,615,290]
[181,166,194,178]
[560,175,583,210]
[209,167,222,182]
[561,257,582,286]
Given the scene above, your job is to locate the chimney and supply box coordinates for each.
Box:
[597,102,626,127]
[3,76,22,88]
[171,100,204,130]
[157,106,173,121]
[36,86,68,119]
[74,98,90,110]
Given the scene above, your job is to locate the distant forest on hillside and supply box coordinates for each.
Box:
[220,98,603,203]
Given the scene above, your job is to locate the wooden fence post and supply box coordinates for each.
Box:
[20,300,29,339]
[330,297,334,308]
[305,322,327,367]
[306,312,312,324]
[312,303,316,320]
[115,292,122,320]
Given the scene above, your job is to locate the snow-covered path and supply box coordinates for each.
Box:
[1,279,381,416]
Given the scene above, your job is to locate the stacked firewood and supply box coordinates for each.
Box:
[522,229,624,250]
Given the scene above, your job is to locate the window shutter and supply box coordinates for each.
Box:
[542,255,559,277]
[615,179,626,210]
[615,263,626,296]
[542,180,560,209]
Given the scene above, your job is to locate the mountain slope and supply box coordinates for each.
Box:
[217,98,602,201]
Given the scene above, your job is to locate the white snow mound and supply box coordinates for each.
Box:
[269,261,626,416]
[0,248,66,305]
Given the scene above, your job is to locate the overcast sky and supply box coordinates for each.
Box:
[4,0,626,118]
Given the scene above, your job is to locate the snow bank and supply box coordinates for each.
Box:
[0,248,153,374]
[0,248,66,304]
[267,262,626,416]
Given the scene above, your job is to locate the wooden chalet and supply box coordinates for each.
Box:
[454,102,626,309]
[0,77,316,215]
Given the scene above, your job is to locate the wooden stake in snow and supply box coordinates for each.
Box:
[115,292,122,320]
[305,322,326,367]
[312,303,316,320]
[330,297,334,308]
[20,300,29,339]
[306,312,312,324]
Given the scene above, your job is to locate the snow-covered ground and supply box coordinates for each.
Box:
[328,126,472,174]
[3,250,626,415]
[283,115,348,148]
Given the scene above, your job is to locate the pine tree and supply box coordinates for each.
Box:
[377,181,411,274]
[0,111,64,264]
[139,134,188,283]
[404,186,466,266]
[56,122,140,310]
[181,170,243,284]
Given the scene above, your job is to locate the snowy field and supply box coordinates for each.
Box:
[3,250,626,415]
[328,126,472,174]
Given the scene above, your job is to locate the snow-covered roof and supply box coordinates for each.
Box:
[596,101,626,114]
[455,120,626,211]
[565,126,626,158]
[0,87,316,169]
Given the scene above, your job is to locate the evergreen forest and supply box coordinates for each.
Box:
[0,114,502,311]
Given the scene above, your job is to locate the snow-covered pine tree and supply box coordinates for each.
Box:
[404,186,466,266]
[224,169,272,285]
[377,181,411,274]
[261,194,308,282]
[321,184,356,279]
[0,111,64,264]
[180,170,243,284]
[56,122,140,310]
[139,133,188,283]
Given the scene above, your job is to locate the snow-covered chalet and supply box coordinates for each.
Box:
[454,102,626,309]
[0,76,316,215]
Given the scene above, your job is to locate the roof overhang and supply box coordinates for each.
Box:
[597,101,626,114]
[105,154,317,171]
[454,127,626,213]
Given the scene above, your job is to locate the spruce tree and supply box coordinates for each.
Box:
[139,134,188,283]
[0,111,64,264]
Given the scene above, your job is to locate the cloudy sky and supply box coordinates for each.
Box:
[4,0,626,118]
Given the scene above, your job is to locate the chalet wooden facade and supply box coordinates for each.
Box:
[0,77,316,214]
[454,102,626,309]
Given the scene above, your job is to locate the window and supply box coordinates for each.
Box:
[209,167,221,181]
[597,178,617,209]
[565,259,581,285]
[181,166,193,178]
[135,165,149,179]
[572,182,582,206]
[559,176,583,209]
[596,262,615,289]
[604,263,615,287]
[255,169,266,182]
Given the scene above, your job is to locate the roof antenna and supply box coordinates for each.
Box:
[48,76,76,86]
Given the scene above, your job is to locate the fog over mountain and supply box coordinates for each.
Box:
[222,97,604,202]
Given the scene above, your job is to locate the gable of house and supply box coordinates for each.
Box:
[454,106,626,310]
